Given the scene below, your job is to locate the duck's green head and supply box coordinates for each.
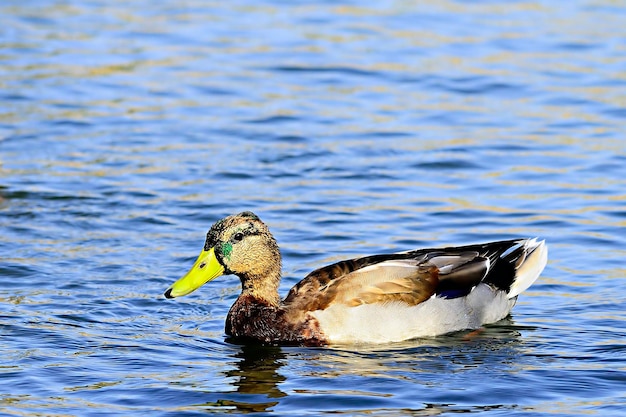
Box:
[164,211,281,299]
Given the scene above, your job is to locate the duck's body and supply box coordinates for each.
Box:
[165,212,547,346]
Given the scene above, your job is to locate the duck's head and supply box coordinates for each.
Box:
[164,211,282,304]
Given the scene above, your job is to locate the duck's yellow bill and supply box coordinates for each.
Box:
[164,247,224,298]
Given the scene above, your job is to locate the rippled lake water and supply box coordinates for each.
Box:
[2,1,626,416]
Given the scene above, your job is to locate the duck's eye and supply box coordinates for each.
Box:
[233,232,244,242]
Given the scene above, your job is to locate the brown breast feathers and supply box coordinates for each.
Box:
[225,295,327,346]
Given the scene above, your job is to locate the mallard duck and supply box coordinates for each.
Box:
[164,211,547,346]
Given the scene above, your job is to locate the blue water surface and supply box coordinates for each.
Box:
[1,1,625,416]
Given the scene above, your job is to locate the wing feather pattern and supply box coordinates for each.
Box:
[283,239,545,313]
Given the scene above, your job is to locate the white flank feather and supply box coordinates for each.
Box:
[311,284,516,344]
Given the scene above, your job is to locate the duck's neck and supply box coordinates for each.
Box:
[239,269,282,307]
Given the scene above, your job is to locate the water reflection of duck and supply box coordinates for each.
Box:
[315,318,528,377]
[165,212,547,346]
[214,345,286,413]
[227,345,286,398]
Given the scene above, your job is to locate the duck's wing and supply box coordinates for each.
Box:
[283,238,546,312]
[283,257,439,312]
[419,237,547,298]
